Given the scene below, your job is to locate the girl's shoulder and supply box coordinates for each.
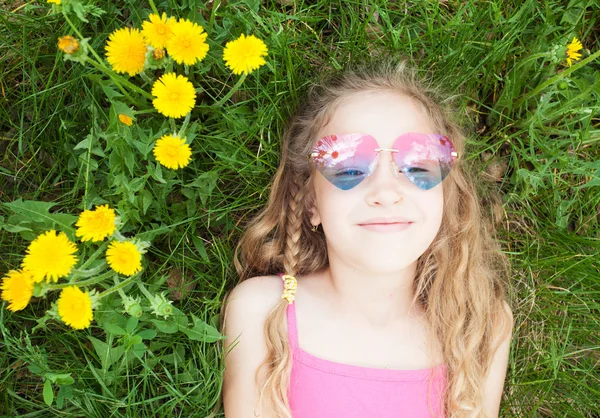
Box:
[226,274,286,312]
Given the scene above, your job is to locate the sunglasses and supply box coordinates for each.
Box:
[308,133,458,191]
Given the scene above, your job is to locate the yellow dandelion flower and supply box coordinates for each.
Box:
[47,0,61,4]
[166,18,209,66]
[75,205,117,242]
[151,72,196,118]
[105,27,148,76]
[223,34,268,75]
[141,12,176,49]
[566,37,583,67]
[106,241,142,276]
[22,230,78,283]
[57,36,79,54]
[153,134,192,169]
[57,286,93,330]
[1,269,35,312]
[118,114,133,126]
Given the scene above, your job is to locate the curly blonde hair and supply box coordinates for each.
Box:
[216,56,512,417]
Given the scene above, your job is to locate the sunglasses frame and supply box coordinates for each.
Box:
[307,132,459,190]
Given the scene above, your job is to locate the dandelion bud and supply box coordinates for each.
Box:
[57,36,80,54]
[118,114,134,126]
[558,81,569,90]
[548,44,566,64]
[149,292,174,319]
[122,295,143,318]
[153,47,166,60]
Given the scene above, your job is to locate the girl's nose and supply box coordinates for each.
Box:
[373,150,400,179]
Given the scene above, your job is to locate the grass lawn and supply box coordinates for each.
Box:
[1,0,599,416]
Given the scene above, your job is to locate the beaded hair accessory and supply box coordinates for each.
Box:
[281,274,297,304]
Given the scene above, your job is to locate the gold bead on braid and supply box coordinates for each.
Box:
[281,274,297,304]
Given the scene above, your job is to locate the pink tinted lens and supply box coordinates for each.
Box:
[310,134,378,190]
[391,133,457,190]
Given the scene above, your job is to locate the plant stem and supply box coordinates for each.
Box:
[70,261,107,280]
[97,272,140,299]
[178,112,192,137]
[212,73,247,107]
[86,58,153,102]
[147,0,159,15]
[48,269,115,290]
[134,108,156,115]
[75,241,109,272]
[137,282,155,301]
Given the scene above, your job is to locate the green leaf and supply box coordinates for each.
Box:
[162,343,186,365]
[74,133,93,150]
[46,373,74,386]
[96,311,128,330]
[171,307,189,328]
[185,171,218,205]
[126,316,139,334]
[192,235,210,263]
[140,189,153,215]
[1,199,78,238]
[2,224,32,233]
[104,323,127,336]
[56,385,73,409]
[178,314,222,342]
[136,329,157,340]
[148,161,167,184]
[43,379,54,406]
[129,334,143,345]
[151,319,179,334]
[111,101,135,119]
[27,364,43,374]
[89,336,125,370]
[132,343,147,358]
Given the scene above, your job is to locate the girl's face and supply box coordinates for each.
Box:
[309,90,445,273]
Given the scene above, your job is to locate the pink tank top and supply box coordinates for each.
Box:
[279,273,448,417]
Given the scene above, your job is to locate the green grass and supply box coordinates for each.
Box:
[1,0,599,416]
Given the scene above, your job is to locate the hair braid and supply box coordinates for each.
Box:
[282,170,308,276]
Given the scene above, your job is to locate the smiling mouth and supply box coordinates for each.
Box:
[360,222,411,225]
[358,222,413,232]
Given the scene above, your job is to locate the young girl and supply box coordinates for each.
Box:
[218,58,514,418]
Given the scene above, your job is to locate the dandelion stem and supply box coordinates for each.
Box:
[137,282,155,301]
[76,241,109,272]
[86,58,153,102]
[212,73,248,107]
[515,48,600,109]
[70,261,107,280]
[97,272,140,299]
[134,108,156,115]
[47,269,115,290]
[147,0,159,16]
[208,0,222,32]
[178,112,191,137]
[117,286,127,300]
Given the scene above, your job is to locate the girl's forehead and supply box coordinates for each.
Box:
[318,91,435,142]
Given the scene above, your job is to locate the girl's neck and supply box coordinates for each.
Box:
[322,263,424,329]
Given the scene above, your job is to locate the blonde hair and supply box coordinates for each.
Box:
[216,56,512,417]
